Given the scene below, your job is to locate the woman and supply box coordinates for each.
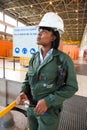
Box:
[16,12,78,130]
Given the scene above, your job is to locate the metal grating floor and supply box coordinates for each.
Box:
[58,95,87,130]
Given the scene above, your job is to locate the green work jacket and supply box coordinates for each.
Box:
[21,49,78,109]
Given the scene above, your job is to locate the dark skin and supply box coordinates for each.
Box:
[37,28,56,58]
[16,28,56,115]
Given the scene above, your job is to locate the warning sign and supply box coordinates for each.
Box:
[13,26,38,57]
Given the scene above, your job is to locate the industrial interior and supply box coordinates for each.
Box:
[0,0,87,130]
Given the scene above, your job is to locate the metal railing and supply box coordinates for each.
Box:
[0,56,29,78]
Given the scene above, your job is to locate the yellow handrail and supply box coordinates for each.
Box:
[0,100,16,118]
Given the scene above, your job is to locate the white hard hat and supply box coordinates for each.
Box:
[38,12,64,34]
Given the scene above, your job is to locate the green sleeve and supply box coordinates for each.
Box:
[44,55,78,108]
[21,72,32,99]
[20,53,36,98]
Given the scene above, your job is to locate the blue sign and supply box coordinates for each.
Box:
[30,48,36,54]
[15,47,20,54]
[22,48,27,54]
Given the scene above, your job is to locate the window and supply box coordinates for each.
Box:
[6,26,13,34]
[0,23,5,32]
[5,14,16,26]
[0,11,3,21]
[18,21,26,27]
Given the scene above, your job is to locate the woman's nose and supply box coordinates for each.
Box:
[38,30,42,36]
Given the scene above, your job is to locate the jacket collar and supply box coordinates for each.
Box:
[36,49,61,72]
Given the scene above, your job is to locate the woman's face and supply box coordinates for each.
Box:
[37,28,56,47]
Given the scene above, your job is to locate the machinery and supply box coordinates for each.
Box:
[0,101,28,130]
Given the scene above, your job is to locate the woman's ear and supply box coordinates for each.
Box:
[52,35,56,41]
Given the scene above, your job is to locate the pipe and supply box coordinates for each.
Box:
[0,100,16,118]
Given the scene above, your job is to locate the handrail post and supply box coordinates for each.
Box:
[3,57,5,78]
[13,57,15,71]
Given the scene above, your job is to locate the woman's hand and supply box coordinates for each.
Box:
[34,99,48,115]
[16,92,28,105]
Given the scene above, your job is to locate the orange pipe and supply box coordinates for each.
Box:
[0,100,16,118]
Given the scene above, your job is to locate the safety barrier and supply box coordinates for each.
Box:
[0,56,28,78]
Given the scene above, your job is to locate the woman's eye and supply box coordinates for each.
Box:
[39,29,47,33]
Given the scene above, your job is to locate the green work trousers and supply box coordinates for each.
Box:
[27,107,61,130]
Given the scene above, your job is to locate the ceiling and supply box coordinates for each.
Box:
[0,0,87,41]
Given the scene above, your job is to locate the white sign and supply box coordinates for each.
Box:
[13,26,38,57]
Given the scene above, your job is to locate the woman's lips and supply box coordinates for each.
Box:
[37,37,41,41]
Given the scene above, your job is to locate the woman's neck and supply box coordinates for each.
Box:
[41,47,51,58]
